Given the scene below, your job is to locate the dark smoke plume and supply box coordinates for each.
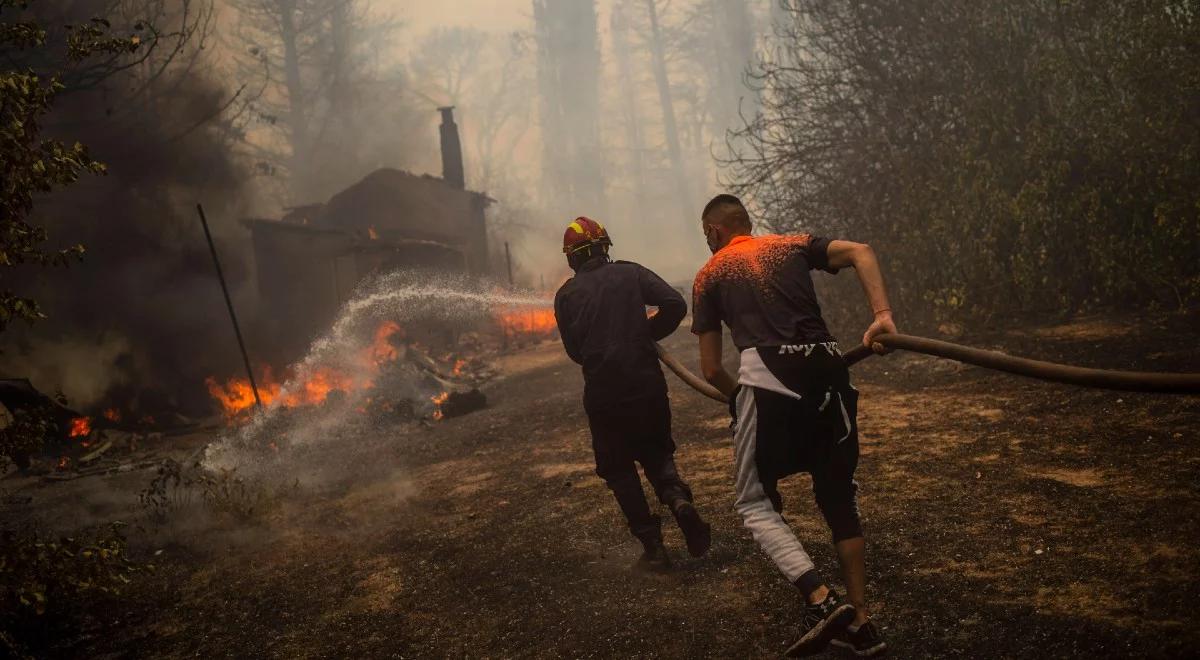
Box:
[0,0,253,417]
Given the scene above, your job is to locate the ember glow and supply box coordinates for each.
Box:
[431,391,450,421]
[206,320,406,419]
[102,408,121,422]
[68,417,92,438]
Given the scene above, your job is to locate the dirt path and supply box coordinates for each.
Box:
[68,312,1200,658]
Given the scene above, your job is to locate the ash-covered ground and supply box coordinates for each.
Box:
[3,309,1198,658]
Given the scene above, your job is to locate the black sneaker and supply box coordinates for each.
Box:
[635,540,672,572]
[672,501,712,557]
[784,591,857,657]
[830,619,886,657]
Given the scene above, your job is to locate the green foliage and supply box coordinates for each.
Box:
[0,523,141,658]
[65,17,144,61]
[0,0,145,331]
[729,1,1200,321]
[0,0,149,470]
[1,7,150,656]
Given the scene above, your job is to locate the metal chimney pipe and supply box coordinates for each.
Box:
[438,106,465,189]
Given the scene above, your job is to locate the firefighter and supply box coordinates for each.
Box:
[692,195,893,657]
[553,216,711,571]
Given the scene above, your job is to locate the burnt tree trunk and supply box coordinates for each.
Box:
[611,2,649,214]
[709,0,756,135]
[277,0,311,200]
[643,0,691,224]
[532,0,606,218]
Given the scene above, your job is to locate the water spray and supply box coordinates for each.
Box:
[203,271,552,472]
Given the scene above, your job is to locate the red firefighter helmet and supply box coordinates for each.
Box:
[562,216,613,255]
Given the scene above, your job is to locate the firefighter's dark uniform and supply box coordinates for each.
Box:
[554,258,693,545]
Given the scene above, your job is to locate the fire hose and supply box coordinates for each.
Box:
[656,333,1200,404]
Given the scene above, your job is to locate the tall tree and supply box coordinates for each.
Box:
[409,27,536,194]
[642,0,691,224]
[610,1,649,213]
[724,0,1200,319]
[532,0,606,218]
[229,0,414,203]
[707,0,756,135]
[408,27,486,107]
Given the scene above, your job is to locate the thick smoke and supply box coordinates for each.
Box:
[0,1,254,416]
[1,0,779,419]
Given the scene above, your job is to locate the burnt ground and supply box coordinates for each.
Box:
[8,310,1200,658]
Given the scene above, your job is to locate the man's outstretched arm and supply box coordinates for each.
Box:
[826,240,898,354]
[698,330,738,398]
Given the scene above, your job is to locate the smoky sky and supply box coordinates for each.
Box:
[393,0,531,36]
[2,0,776,415]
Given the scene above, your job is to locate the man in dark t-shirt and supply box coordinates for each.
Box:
[692,195,896,658]
[554,216,712,571]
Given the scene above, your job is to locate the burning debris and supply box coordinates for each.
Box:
[433,390,488,420]
[68,417,92,438]
[0,375,197,480]
[431,391,450,421]
[205,320,406,420]
[200,271,554,476]
[29,422,166,482]
[203,316,503,426]
[496,307,559,340]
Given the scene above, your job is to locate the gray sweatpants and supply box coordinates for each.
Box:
[733,386,818,582]
[732,382,863,585]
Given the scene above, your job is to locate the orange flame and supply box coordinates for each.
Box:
[206,321,405,420]
[102,408,121,422]
[368,226,379,240]
[206,372,280,417]
[68,417,92,438]
[368,321,403,365]
[431,391,449,421]
[291,368,357,406]
[496,307,557,337]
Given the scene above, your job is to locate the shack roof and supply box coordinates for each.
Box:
[240,218,462,254]
[311,168,491,245]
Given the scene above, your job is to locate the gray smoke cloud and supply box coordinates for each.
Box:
[1,1,254,416]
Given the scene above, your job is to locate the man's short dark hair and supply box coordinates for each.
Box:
[702,194,751,229]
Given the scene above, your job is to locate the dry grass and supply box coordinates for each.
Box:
[24,311,1200,658]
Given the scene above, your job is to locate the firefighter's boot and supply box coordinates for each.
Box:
[636,537,672,572]
[671,499,712,558]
